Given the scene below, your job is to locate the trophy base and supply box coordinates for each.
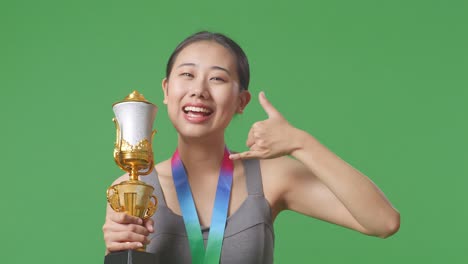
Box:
[104,250,158,264]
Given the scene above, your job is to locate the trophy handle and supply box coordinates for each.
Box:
[151,129,157,142]
[112,118,125,170]
[139,159,154,175]
[106,186,122,212]
[139,129,157,176]
[113,118,121,150]
[143,194,158,220]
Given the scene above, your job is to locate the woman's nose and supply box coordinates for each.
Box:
[190,79,210,99]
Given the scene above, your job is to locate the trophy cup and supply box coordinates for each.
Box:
[104,91,159,264]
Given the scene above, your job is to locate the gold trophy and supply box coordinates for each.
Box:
[106,91,158,254]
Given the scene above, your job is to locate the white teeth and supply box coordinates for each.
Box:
[184,106,211,113]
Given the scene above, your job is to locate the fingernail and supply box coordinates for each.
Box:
[137,242,143,248]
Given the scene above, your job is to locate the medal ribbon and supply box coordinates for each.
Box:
[171,147,233,264]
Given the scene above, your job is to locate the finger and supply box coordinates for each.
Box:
[110,212,143,225]
[104,222,150,236]
[229,150,261,160]
[144,218,154,233]
[127,223,150,236]
[107,241,144,252]
[113,230,148,243]
[246,128,255,148]
[259,91,282,119]
[103,224,150,241]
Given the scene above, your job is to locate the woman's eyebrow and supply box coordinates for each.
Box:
[211,66,231,76]
[177,63,230,76]
[177,63,196,68]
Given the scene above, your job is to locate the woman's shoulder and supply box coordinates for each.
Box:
[154,158,174,185]
[155,158,171,174]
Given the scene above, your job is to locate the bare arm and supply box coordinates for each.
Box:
[231,92,400,238]
[277,133,399,237]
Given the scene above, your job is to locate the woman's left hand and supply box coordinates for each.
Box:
[230,91,303,160]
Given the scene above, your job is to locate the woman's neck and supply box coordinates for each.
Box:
[176,134,226,178]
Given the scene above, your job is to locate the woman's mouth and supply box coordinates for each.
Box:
[183,106,213,116]
[182,105,213,123]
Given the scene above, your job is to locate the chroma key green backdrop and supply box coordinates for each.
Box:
[1,0,466,263]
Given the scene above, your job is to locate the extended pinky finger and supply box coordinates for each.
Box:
[229,151,258,160]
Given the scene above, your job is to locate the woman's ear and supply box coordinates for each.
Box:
[237,90,251,113]
[162,78,168,104]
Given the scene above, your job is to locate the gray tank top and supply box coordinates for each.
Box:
[141,159,274,263]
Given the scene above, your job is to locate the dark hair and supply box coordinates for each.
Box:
[166,31,250,91]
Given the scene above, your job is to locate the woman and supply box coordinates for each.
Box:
[103,31,400,263]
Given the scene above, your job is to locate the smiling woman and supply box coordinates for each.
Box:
[162,39,250,139]
[102,31,400,264]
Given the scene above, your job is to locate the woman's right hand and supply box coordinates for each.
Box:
[102,209,154,254]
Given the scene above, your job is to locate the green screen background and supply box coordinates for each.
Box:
[1,0,466,263]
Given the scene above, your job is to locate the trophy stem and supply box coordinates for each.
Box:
[129,166,139,181]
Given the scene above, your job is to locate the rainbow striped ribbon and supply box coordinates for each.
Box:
[171,147,234,264]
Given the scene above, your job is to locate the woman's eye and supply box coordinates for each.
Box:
[210,77,225,82]
[180,72,194,78]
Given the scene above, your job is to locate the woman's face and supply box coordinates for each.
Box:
[162,41,250,139]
